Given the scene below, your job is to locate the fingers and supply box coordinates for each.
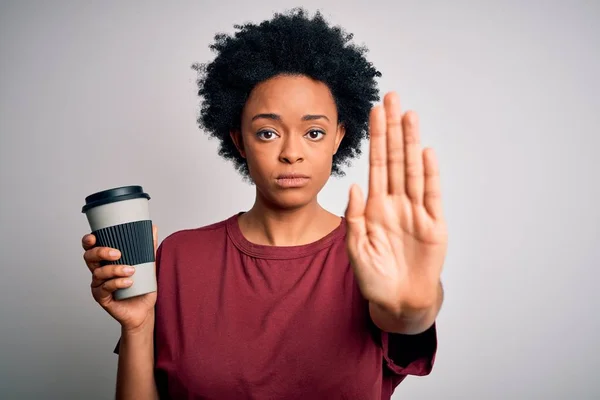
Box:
[81,234,96,251]
[83,246,121,272]
[345,184,367,235]
[91,265,134,303]
[423,147,443,219]
[403,111,424,204]
[384,92,405,195]
[94,277,133,302]
[368,105,388,196]
[345,184,367,261]
[83,224,157,272]
[373,92,425,204]
[91,264,135,288]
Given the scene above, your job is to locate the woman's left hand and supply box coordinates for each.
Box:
[345,92,448,316]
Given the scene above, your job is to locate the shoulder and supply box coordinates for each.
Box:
[158,214,235,254]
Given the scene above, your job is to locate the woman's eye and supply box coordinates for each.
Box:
[305,130,325,141]
[257,130,278,141]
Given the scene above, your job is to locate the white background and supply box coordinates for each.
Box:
[1,1,599,398]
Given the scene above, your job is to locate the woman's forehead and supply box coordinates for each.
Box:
[243,75,337,120]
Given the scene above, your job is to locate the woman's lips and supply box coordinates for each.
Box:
[275,174,310,188]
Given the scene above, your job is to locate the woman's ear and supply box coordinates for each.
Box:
[230,130,246,158]
[333,123,346,155]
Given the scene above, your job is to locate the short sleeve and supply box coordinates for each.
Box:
[382,322,437,377]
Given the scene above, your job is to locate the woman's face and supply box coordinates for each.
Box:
[231,74,345,210]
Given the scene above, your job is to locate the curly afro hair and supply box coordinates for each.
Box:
[192,7,381,180]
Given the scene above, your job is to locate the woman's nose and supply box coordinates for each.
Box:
[279,136,304,164]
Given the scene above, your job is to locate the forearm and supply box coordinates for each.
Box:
[370,281,444,335]
[115,321,158,400]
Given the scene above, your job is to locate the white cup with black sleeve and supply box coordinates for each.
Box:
[81,185,157,300]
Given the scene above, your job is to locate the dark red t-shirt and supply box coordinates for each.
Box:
[116,213,437,399]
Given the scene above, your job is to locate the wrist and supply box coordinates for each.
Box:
[377,290,439,320]
[370,281,443,334]
[370,301,436,335]
[122,314,155,337]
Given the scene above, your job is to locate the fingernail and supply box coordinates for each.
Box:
[109,250,120,257]
[123,279,133,286]
[123,266,135,274]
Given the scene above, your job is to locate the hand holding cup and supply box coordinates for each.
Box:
[82,226,158,331]
[81,186,158,332]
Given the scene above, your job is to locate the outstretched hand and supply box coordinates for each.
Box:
[345,92,448,317]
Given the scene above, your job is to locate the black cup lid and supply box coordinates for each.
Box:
[82,185,150,213]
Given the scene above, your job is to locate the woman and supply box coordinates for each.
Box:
[82,8,448,399]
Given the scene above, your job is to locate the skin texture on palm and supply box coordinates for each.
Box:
[346,93,447,334]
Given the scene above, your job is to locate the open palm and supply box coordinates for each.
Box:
[345,92,448,314]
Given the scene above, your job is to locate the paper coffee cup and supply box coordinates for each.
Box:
[81,185,156,300]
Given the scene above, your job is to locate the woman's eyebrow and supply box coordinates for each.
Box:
[251,113,330,122]
[252,113,281,122]
[302,114,329,122]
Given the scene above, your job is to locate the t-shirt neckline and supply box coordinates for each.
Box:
[226,212,346,260]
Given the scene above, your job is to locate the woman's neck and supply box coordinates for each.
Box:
[238,197,341,247]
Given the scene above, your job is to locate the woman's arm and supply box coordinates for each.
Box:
[115,319,158,400]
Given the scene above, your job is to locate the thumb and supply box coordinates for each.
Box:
[345,184,366,239]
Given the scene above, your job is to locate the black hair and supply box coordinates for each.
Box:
[192,7,381,180]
